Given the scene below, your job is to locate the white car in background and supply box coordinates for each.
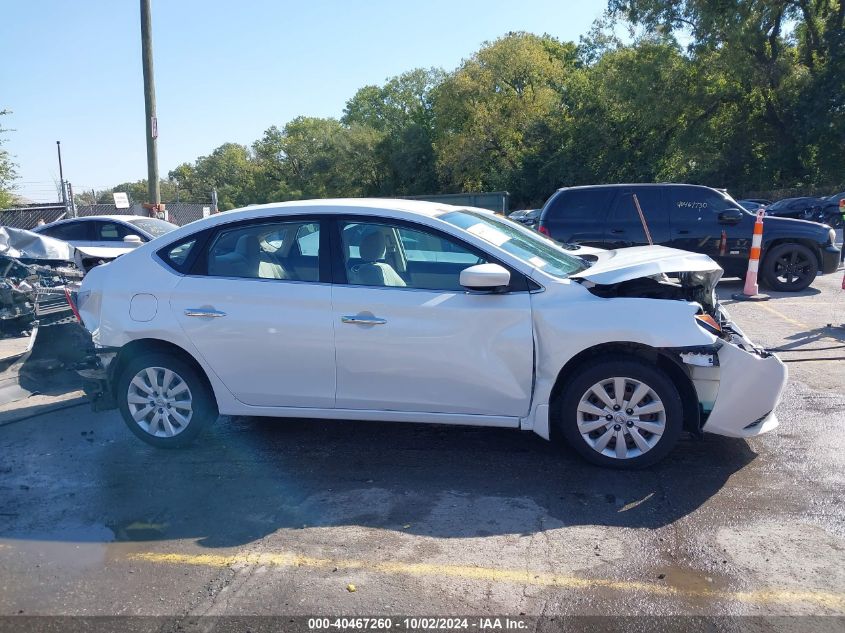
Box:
[74,199,787,468]
[33,215,178,268]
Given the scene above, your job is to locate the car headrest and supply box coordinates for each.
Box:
[359,230,386,262]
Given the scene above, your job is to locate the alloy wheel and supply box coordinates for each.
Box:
[126,366,193,438]
[576,377,666,460]
[772,249,813,287]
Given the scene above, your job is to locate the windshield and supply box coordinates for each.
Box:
[439,210,588,278]
[766,198,802,211]
[125,217,179,237]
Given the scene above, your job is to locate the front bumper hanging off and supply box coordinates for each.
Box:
[700,338,788,438]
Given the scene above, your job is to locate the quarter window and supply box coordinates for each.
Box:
[165,240,196,268]
[206,221,320,281]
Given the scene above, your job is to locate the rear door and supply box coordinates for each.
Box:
[171,216,336,408]
[604,187,669,248]
[542,188,614,247]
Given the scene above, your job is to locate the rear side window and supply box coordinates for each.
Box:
[607,188,669,243]
[205,220,320,282]
[41,221,90,241]
[548,189,615,221]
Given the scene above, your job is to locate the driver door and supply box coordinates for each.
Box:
[667,186,751,273]
[331,217,534,419]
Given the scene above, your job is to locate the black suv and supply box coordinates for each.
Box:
[538,184,841,292]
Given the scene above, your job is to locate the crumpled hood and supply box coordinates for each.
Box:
[570,245,722,285]
[0,226,76,262]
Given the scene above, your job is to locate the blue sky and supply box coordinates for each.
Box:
[2,0,606,201]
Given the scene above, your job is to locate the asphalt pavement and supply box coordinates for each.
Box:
[0,270,842,629]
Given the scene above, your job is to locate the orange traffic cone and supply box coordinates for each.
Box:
[732,209,770,301]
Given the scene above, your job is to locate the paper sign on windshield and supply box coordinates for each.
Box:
[467,223,510,246]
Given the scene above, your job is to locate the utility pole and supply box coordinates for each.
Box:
[140,0,161,213]
[56,141,68,212]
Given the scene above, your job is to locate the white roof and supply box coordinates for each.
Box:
[146,198,499,249]
[227,198,487,218]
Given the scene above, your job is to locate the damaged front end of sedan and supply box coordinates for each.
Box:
[570,246,787,437]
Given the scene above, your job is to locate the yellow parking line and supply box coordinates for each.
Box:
[129,551,845,611]
[755,302,811,329]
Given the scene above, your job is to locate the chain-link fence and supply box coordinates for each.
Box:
[0,202,213,230]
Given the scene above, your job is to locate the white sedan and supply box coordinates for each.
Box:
[33,215,178,267]
[74,199,787,468]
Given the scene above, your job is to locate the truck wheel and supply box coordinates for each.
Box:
[761,243,818,292]
[555,357,683,469]
[116,352,217,448]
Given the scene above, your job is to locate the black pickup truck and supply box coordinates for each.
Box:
[538,183,841,292]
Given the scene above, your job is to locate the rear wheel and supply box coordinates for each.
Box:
[761,243,818,292]
[116,352,217,448]
[556,357,683,469]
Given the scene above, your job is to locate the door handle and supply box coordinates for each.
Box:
[341,315,387,325]
[184,308,227,318]
[610,229,625,234]
[678,230,690,234]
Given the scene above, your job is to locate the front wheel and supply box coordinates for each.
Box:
[116,352,218,448]
[555,357,684,469]
[761,243,818,292]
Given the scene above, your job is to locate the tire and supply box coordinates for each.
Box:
[116,352,218,448]
[555,357,684,469]
[761,243,818,292]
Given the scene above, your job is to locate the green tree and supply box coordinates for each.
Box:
[343,68,444,195]
[253,117,383,200]
[169,143,256,210]
[607,0,845,188]
[433,32,579,205]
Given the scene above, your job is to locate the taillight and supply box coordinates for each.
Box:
[538,225,550,236]
[64,287,82,324]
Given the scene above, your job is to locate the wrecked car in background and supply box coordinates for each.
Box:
[0,227,84,338]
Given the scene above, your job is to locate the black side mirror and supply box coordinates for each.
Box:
[718,209,744,224]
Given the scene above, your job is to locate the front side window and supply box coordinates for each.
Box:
[439,210,588,278]
[95,222,139,241]
[206,220,320,281]
[340,220,486,291]
[669,187,739,216]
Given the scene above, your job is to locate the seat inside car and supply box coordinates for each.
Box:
[209,233,288,279]
[350,230,406,287]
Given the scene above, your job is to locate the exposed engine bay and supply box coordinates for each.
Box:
[581,270,721,316]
